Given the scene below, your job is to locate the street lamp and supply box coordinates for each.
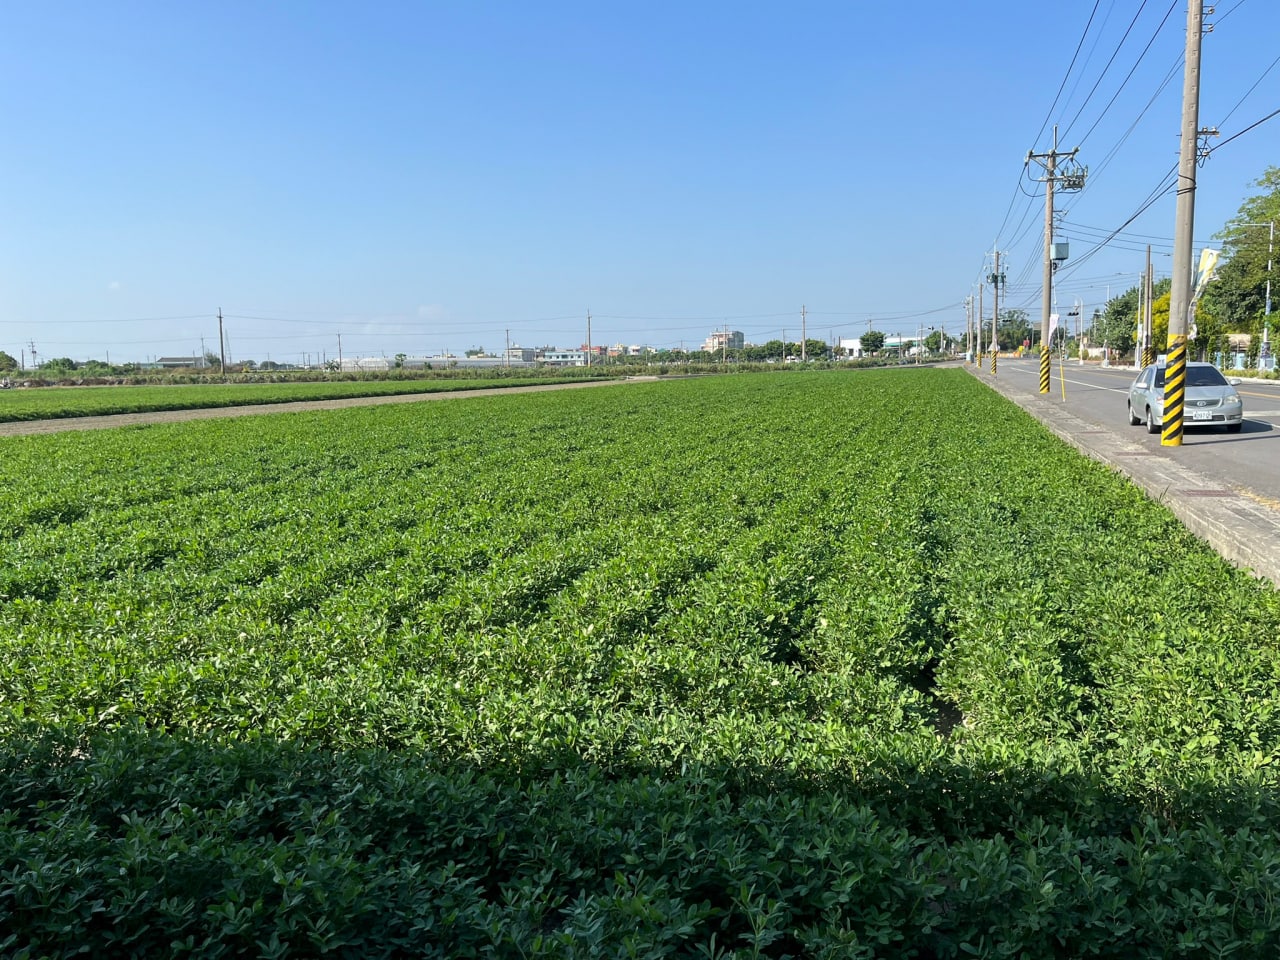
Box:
[1239,221,1275,370]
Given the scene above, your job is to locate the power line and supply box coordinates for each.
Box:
[1208,106,1280,154]
[1059,0,1156,144]
[1072,1,1180,148]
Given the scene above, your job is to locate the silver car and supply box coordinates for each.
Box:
[1127,361,1244,434]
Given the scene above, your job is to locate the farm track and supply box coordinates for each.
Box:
[0,376,648,436]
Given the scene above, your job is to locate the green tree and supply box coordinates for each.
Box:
[860,330,885,354]
[996,308,1032,351]
[0,351,17,372]
[800,338,830,359]
[1205,167,1279,334]
[394,353,407,369]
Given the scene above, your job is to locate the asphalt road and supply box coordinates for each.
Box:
[983,355,1280,506]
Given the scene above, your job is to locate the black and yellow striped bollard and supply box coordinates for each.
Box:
[1162,336,1186,446]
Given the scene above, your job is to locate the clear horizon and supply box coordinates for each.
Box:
[2,2,1277,365]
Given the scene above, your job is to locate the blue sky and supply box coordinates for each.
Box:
[2,1,1277,364]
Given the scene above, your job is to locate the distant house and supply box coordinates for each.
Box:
[154,357,205,369]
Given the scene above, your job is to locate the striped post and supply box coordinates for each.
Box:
[1039,345,1051,394]
[1161,335,1187,446]
[990,350,998,376]
[1142,346,1155,368]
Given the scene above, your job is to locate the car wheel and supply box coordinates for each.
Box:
[1146,407,1160,434]
[1226,423,1242,433]
[1127,402,1141,426]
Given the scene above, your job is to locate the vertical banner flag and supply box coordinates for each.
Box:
[1188,248,1221,339]
[1193,248,1220,303]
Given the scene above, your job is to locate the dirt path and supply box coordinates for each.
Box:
[0,378,649,437]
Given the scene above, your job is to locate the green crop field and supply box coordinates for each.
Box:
[0,373,608,423]
[4,369,1280,957]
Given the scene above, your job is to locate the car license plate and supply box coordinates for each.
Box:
[1192,410,1212,421]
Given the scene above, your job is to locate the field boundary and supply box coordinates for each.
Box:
[970,364,1280,586]
[0,377,647,437]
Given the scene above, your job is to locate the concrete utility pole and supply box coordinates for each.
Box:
[505,328,510,368]
[977,283,985,366]
[586,310,592,367]
[1143,246,1156,368]
[989,250,1003,375]
[337,333,343,372]
[801,305,807,362]
[218,309,226,375]
[1028,125,1086,393]
[965,295,973,360]
[1165,0,1206,446]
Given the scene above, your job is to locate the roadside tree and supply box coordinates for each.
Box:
[860,330,885,354]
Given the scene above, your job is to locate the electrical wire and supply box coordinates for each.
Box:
[1059,0,1155,145]
[1208,107,1280,154]
[1072,0,1179,148]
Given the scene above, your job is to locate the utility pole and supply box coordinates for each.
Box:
[586,310,592,368]
[1028,125,1087,394]
[977,283,985,367]
[722,322,728,364]
[800,305,807,362]
[505,328,510,368]
[1239,220,1275,368]
[1143,246,1155,368]
[1165,0,1206,447]
[989,250,1003,375]
[338,333,343,372]
[27,340,37,371]
[1267,221,1275,361]
[218,308,226,375]
[966,294,974,361]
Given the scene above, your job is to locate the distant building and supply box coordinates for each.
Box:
[153,357,206,369]
[540,350,587,367]
[703,330,744,353]
[505,346,537,363]
[838,337,864,358]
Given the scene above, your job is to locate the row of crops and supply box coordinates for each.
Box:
[4,370,1280,956]
[0,373,610,423]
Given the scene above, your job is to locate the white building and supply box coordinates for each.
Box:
[703,330,744,353]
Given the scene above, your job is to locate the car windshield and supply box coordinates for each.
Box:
[1153,365,1228,388]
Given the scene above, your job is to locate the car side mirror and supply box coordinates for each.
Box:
[1229,378,1242,385]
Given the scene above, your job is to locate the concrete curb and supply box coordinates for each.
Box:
[968,365,1280,587]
